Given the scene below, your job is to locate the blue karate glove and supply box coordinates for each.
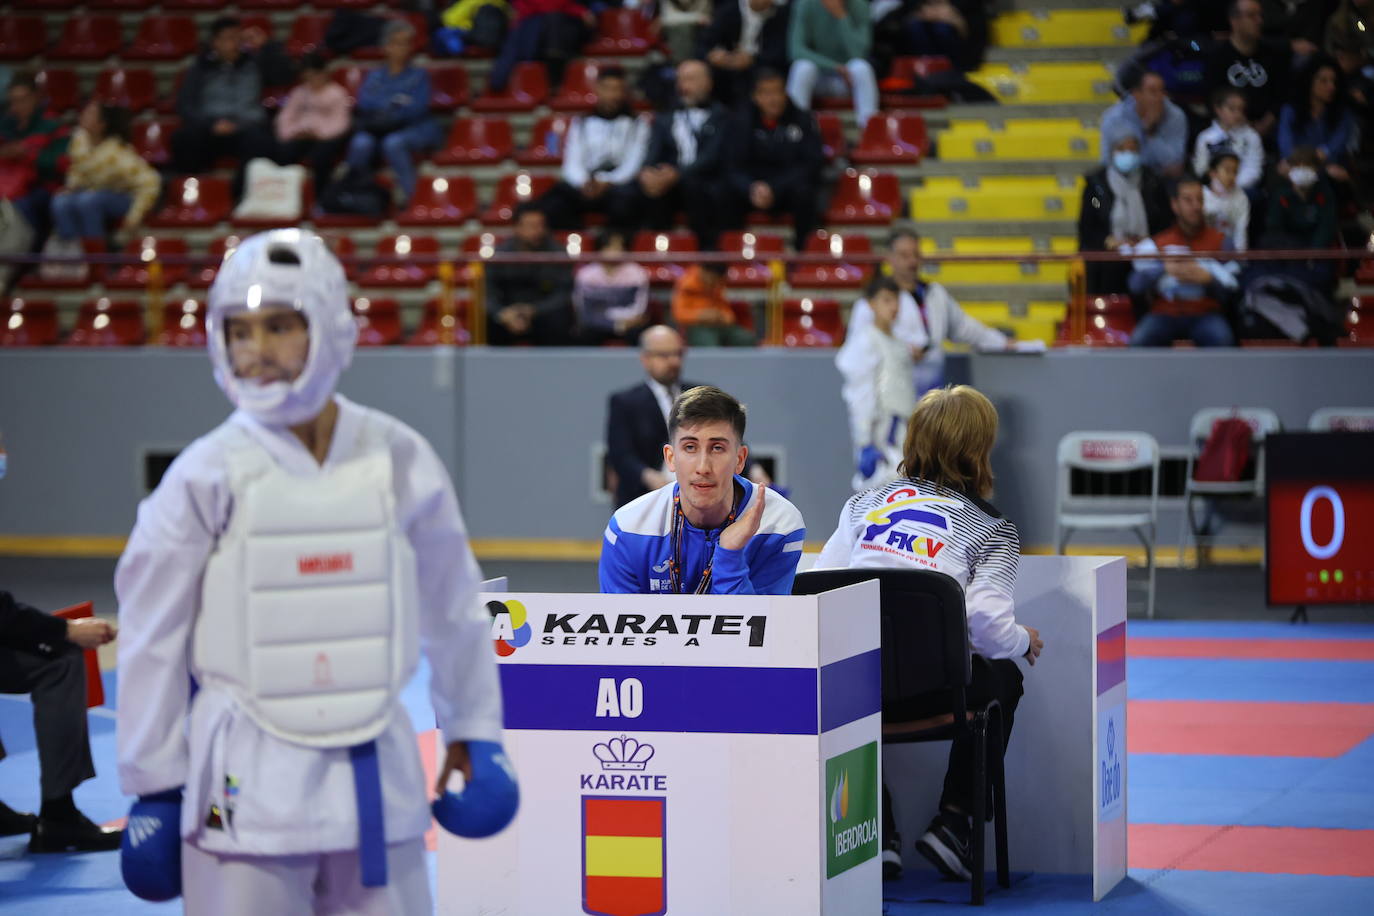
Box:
[857,445,883,480]
[121,788,183,902]
[432,740,519,839]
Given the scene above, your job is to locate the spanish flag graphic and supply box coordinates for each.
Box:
[582,796,666,916]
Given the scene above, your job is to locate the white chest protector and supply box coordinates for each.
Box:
[192,429,419,749]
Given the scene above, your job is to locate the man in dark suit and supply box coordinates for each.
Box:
[699,0,792,108]
[606,325,705,508]
[1,590,122,852]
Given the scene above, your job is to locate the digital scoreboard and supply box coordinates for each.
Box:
[1267,431,1374,606]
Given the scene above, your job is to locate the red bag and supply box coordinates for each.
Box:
[1194,415,1253,482]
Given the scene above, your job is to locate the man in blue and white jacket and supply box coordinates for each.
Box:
[600,386,806,595]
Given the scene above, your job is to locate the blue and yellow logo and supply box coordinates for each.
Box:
[488,599,532,657]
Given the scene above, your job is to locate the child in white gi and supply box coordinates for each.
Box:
[835,276,927,490]
[114,229,508,914]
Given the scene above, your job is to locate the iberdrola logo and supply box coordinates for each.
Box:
[830,770,849,824]
[488,599,532,657]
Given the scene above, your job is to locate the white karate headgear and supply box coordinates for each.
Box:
[206,229,357,427]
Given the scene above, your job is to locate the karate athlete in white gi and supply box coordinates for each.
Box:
[114,229,514,914]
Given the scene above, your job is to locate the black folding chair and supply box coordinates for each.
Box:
[793,568,1010,905]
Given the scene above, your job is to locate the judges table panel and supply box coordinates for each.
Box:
[438,582,883,916]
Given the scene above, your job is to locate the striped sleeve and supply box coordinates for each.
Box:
[963,518,1028,659]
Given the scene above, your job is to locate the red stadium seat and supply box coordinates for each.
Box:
[360,235,439,286]
[825,169,901,224]
[879,56,954,109]
[0,18,47,60]
[481,172,556,224]
[20,239,107,290]
[550,60,599,112]
[0,299,59,347]
[286,16,329,57]
[1343,296,1373,346]
[161,0,228,8]
[147,176,232,228]
[124,16,198,61]
[434,118,513,166]
[353,297,402,346]
[729,300,757,332]
[515,115,572,165]
[89,0,153,10]
[191,235,243,289]
[331,66,367,101]
[131,119,176,167]
[311,174,394,227]
[471,62,549,113]
[430,67,470,110]
[156,298,208,347]
[718,231,785,289]
[50,17,123,60]
[355,14,428,60]
[12,0,77,9]
[237,0,298,9]
[66,298,144,347]
[94,68,158,112]
[815,113,847,162]
[789,230,872,288]
[105,236,189,289]
[398,175,478,225]
[633,231,698,286]
[313,0,380,7]
[851,114,929,165]
[584,9,654,56]
[35,69,80,113]
[408,297,471,346]
[780,297,843,347]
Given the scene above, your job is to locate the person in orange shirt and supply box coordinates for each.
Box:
[670,263,755,346]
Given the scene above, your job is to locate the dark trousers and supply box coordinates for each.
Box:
[0,644,96,801]
[274,135,349,198]
[726,182,817,250]
[486,305,574,346]
[882,656,1023,845]
[630,174,727,248]
[539,180,639,233]
[490,13,586,91]
[170,122,277,199]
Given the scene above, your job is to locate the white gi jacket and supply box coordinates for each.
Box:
[815,476,1030,660]
[115,395,503,856]
[847,282,1007,394]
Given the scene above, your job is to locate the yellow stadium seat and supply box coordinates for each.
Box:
[967,63,1117,105]
[991,10,1148,48]
[938,122,1099,161]
[911,177,1083,222]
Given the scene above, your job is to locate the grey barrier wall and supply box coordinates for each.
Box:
[0,348,1370,550]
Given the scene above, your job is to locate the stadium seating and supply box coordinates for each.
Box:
[94,67,158,112]
[816,113,847,162]
[66,298,144,347]
[355,14,428,60]
[353,297,403,346]
[780,298,843,347]
[105,236,189,289]
[435,118,514,166]
[718,231,785,289]
[409,297,471,346]
[35,68,80,113]
[0,19,47,60]
[550,60,600,112]
[991,10,1146,47]
[155,298,207,348]
[789,231,872,289]
[90,0,154,9]
[19,240,106,290]
[237,0,298,9]
[147,177,233,228]
[633,231,698,287]
[0,299,60,347]
[919,236,1075,285]
[49,17,123,60]
[398,176,479,225]
[430,67,471,110]
[472,62,549,112]
[360,235,439,286]
[938,118,1098,162]
[911,176,1082,222]
[825,170,902,224]
[967,62,1116,105]
[584,9,655,56]
[851,114,929,164]
[124,15,198,61]
[515,115,572,165]
[285,16,329,57]
[332,66,367,100]
[481,172,556,224]
[13,0,77,9]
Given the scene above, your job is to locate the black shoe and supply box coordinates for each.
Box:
[915,816,972,881]
[28,810,122,853]
[0,800,37,838]
[882,844,903,881]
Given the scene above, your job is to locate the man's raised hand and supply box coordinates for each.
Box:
[719,484,765,552]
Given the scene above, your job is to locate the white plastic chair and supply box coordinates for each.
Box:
[1054,431,1160,618]
[1178,407,1282,566]
[1308,407,1374,431]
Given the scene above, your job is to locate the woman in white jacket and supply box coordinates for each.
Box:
[816,385,1043,883]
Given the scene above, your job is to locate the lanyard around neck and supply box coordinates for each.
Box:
[667,484,740,595]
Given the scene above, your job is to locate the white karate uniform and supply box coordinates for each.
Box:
[835,322,923,490]
[116,394,502,912]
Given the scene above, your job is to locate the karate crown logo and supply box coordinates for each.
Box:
[488,599,532,657]
[594,735,655,771]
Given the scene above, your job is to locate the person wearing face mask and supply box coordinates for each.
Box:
[1262,145,1338,290]
[1203,149,1251,250]
[1099,67,1189,178]
[1078,124,1172,295]
[113,229,513,910]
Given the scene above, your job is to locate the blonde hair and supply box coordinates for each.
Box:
[899,385,999,498]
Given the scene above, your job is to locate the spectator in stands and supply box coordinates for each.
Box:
[1279,56,1356,183]
[573,229,650,344]
[1203,0,1289,138]
[1262,0,1334,59]
[344,20,442,205]
[48,103,159,251]
[1261,145,1338,288]
[486,203,574,345]
[489,0,594,92]
[848,225,1009,394]
[672,262,754,346]
[700,0,792,108]
[660,0,716,62]
[1100,69,1188,178]
[1192,88,1265,192]
[786,0,878,129]
[1128,176,1239,347]
[273,53,352,200]
[170,17,288,193]
[633,59,729,247]
[0,73,68,253]
[1078,125,1172,295]
[1128,0,1228,42]
[885,0,977,71]
[1326,0,1374,57]
[539,66,649,232]
[1203,149,1251,250]
[722,68,824,249]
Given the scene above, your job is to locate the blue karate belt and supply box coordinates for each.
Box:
[350,741,387,887]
